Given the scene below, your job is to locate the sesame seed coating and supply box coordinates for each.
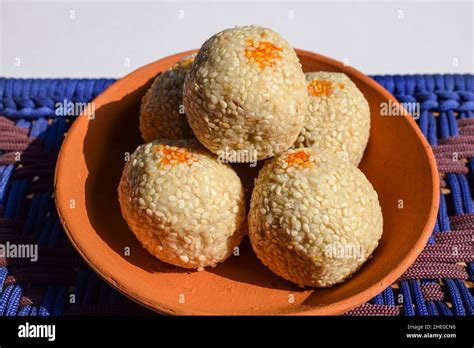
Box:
[139,54,197,142]
[248,147,383,287]
[294,72,370,166]
[118,139,246,270]
[184,25,308,161]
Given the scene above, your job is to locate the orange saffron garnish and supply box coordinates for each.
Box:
[153,145,196,166]
[285,150,314,169]
[338,83,345,90]
[176,57,194,69]
[307,80,333,97]
[244,39,282,69]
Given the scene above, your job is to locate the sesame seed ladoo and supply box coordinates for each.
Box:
[118,139,246,270]
[184,25,308,161]
[139,54,197,142]
[294,72,371,165]
[248,147,383,287]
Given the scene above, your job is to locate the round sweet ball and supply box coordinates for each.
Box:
[184,25,308,161]
[248,147,383,287]
[139,54,197,142]
[294,72,370,166]
[118,139,246,270]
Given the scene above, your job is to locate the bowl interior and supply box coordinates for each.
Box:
[55,49,438,315]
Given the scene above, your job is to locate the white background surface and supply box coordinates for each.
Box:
[1,0,473,78]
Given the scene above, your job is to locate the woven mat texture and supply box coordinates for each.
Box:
[0,75,472,316]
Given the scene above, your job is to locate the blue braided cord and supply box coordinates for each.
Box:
[445,279,466,316]
[38,214,54,248]
[455,280,474,316]
[16,119,31,130]
[43,118,60,153]
[437,192,451,232]
[447,110,459,136]
[446,174,464,216]
[426,302,439,316]
[18,305,31,316]
[418,110,429,137]
[438,111,450,139]
[433,74,444,90]
[0,165,14,206]
[410,280,429,316]
[439,96,460,113]
[4,179,28,219]
[22,192,42,235]
[427,108,438,145]
[47,217,63,248]
[468,264,474,282]
[52,286,67,316]
[38,286,53,316]
[4,178,30,219]
[436,302,453,316]
[371,293,384,305]
[372,76,393,94]
[32,193,52,236]
[30,117,49,139]
[24,192,52,236]
[0,267,7,289]
[429,213,440,244]
[38,306,50,316]
[3,179,20,219]
[454,75,465,90]
[443,74,454,91]
[428,217,439,244]
[0,78,115,119]
[417,92,438,112]
[382,286,395,306]
[51,118,68,153]
[400,280,415,316]
[393,75,406,95]
[28,306,37,316]
[459,97,474,112]
[5,285,22,316]
[0,284,14,315]
[457,174,473,214]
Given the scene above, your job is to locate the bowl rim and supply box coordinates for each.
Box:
[55,48,440,315]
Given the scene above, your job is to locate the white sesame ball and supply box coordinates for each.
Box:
[184,25,308,161]
[118,139,246,270]
[294,72,370,165]
[248,147,383,287]
[139,54,196,142]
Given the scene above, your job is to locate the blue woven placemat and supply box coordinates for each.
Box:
[0,75,472,316]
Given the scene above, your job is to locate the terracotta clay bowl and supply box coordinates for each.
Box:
[55,49,439,315]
